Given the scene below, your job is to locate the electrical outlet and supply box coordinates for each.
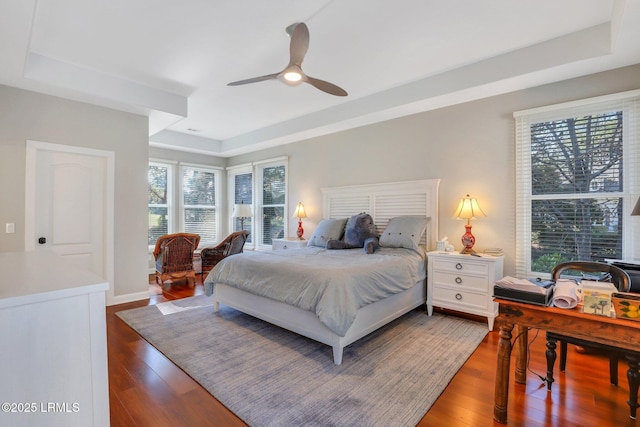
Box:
[6,223,15,234]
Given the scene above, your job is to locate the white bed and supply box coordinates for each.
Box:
[207,179,440,364]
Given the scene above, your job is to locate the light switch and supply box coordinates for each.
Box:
[6,223,15,234]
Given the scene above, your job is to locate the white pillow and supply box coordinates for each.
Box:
[379,216,429,251]
[307,218,348,247]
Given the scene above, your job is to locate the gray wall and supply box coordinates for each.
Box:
[0,84,149,302]
[149,146,227,168]
[2,64,638,303]
[229,64,640,276]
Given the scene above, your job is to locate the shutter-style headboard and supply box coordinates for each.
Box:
[321,179,440,250]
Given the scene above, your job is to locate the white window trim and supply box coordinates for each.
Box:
[514,90,640,277]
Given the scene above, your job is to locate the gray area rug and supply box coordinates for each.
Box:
[116,295,488,427]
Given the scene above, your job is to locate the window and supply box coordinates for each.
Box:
[232,171,253,242]
[148,162,172,246]
[181,165,218,243]
[227,157,288,249]
[259,162,287,246]
[148,161,221,249]
[515,91,640,277]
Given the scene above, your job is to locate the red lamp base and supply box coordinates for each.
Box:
[297,220,304,240]
[460,223,476,255]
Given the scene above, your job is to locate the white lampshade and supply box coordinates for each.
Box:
[293,202,307,219]
[454,194,486,220]
[233,203,253,218]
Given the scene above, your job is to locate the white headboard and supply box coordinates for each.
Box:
[320,179,440,250]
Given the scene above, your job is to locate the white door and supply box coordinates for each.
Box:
[25,141,114,281]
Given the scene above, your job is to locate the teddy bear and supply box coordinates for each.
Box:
[326,212,379,254]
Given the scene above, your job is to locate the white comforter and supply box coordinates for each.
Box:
[204,246,426,336]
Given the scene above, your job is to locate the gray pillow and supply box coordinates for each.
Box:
[307,218,347,247]
[379,216,429,251]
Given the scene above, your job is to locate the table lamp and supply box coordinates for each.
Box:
[233,202,253,230]
[293,202,307,240]
[454,194,486,255]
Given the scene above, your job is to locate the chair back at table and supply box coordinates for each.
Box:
[551,261,631,292]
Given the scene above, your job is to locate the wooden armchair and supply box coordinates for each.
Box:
[546,261,631,390]
[200,230,249,278]
[153,233,201,286]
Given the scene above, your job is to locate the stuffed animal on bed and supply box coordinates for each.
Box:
[326,213,379,254]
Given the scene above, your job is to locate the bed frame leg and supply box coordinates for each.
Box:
[213,300,219,312]
[333,346,343,365]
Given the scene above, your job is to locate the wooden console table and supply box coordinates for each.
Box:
[493,298,640,424]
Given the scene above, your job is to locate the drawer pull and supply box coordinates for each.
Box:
[455,263,463,270]
[282,245,288,249]
[455,277,462,284]
[455,293,463,300]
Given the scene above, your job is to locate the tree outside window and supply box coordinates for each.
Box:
[530,112,623,273]
[148,164,169,246]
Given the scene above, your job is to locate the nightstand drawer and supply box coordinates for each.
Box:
[433,271,488,291]
[272,238,308,250]
[432,288,489,310]
[432,258,488,276]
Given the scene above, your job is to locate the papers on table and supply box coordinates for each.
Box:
[494,276,551,294]
[552,279,579,309]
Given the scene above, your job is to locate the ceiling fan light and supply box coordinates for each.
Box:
[283,71,303,82]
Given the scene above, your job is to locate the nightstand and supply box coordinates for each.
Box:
[272,237,308,250]
[427,251,504,330]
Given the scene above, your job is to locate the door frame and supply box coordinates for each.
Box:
[25,140,115,304]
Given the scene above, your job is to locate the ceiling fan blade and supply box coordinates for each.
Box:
[305,76,348,97]
[289,23,309,66]
[227,73,279,86]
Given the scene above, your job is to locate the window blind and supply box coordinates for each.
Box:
[182,166,218,244]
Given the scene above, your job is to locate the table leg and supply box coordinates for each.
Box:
[494,322,514,424]
[545,338,557,391]
[627,355,640,419]
[514,325,528,384]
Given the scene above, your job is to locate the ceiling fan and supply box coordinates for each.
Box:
[227,22,348,97]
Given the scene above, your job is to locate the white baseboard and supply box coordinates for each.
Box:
[107,290,150,306]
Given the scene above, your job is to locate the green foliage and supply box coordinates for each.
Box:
[531,252,569,275]
[148,165,168,204]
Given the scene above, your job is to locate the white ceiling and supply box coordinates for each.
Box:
[2,0,639,157]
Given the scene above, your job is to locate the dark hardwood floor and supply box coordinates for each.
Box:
[107,276,637,426]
